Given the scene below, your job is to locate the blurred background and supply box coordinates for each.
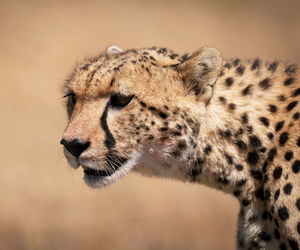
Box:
[0,0,299,249]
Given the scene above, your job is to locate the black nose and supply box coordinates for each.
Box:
[60,138,90,158]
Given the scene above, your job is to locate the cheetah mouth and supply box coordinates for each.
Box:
[83,166,119,177]
[78,152,139,188]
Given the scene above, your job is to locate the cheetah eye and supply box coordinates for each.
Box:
[110,94,134,108]
[64,93,77,107]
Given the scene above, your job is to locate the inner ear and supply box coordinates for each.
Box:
[178,46,223,100]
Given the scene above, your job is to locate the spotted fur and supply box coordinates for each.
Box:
[61,46,300,249]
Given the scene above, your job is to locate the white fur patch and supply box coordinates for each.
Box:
[82,151,142,188]
[106,45,123,55]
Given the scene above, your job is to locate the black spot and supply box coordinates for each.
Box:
[278,95,287,102]
[247,151,259,165]
[236,179,247,187]
[284,77,295,86]
[172,130,182,136]
[258,117,269,127]
[292,160,300,173]
[294,112,300,120]
[217,176,229,185]
[273,166,282,179]
[171,150,181,157]
[274,229,280,239]
[279,132,289,146]
[160,127,168,132]
[264,175,269,184]
[284,151,294,161]
[267,133,274,140]
[235,164,244,171]
[280,243,287,250]
[288,239,299,250]
[268,61,278,72]
[275,189,280,201]
[297,137,300,147]
[298,223,300,235]
[262,210,269,220]
[242,113,248,123]
[180,53,189,62]
[233,58,240,66]
[285,64,296,74]
[268,147,277,161]
[148,106,157,111]
[255,188,264,200]
[225,77,234,86]
[251,58,260,70]
[100,102,116,149]
[296,198,300,211]
[251,170,263,180]
[157,48,167,54]
[140,101,147,107]
[204,144,212,154]
[265,189,271,201]
[275,121,285,132]
[233,190,241,197]
[219,129,232,138]
[259,78,271,90]
[236,140,247,150]
[292,88,300,97]
[286,101,298,111]
[236,65,245,75]
[278,206,289,220]
[219,96,227,104]
[169,53,178,59]
[225,153,233,165]
[268,104,277,113]
[258,231,271,241]
[260,147,266,153]
[241,84,252,95]
[228,103,236,110]
[189,167,202,179]
[148,135,154,140]
[224,63,231,69]
[236,128,244,136]
[249,135,262,147]
[177,140,187,149]
[247,125,253,133]
[158,111,168,119]
[283,183,293,195]
[242,199,251,206]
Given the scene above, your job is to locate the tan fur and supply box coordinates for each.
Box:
[61,46,300,249]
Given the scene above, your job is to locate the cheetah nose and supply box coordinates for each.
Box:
[60,138,90,158]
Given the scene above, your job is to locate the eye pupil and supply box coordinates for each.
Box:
[110,94,134,108]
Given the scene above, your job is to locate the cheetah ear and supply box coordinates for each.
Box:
[103,45,123,55]
[178,46,223,102]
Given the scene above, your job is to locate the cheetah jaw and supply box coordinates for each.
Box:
[80,152,141,188]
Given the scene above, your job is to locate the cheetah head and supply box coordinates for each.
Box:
[61,45,223,188]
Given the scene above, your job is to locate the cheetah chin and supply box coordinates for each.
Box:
[79,153,140,188]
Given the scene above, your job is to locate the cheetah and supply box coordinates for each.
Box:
[60,45,300,249]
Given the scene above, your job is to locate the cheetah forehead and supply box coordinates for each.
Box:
[63,47,189,99]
